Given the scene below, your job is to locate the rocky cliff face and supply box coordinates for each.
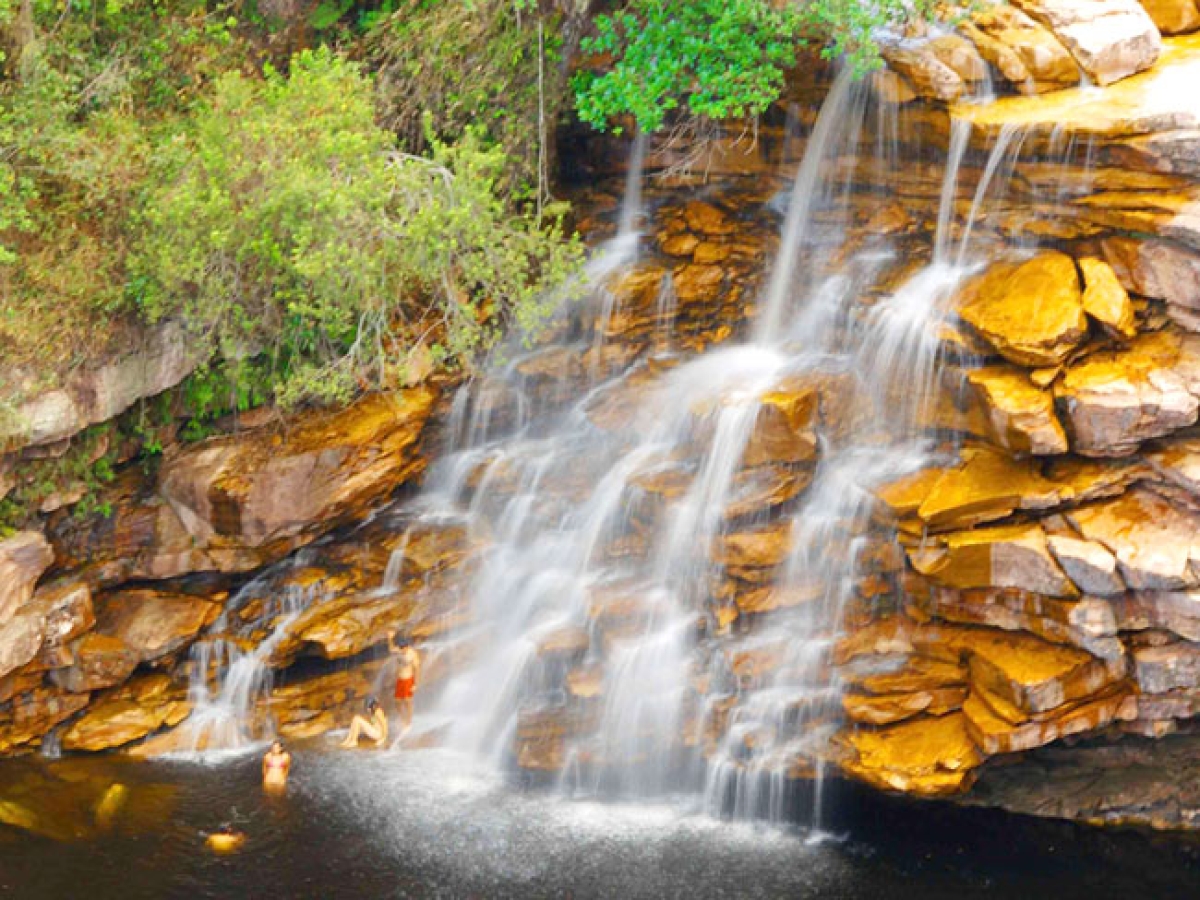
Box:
[2,0,1200,834]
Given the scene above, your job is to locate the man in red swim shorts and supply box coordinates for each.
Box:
[388,630,421,741]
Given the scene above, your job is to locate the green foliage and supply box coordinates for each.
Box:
[574,0,804,135]
[0,1,245,370]
[368,0,563,195]
[0,425,119,532]
[135,47,581,407]
[573,0,952,133]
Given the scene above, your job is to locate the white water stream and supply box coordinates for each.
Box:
[184,65,1079,824]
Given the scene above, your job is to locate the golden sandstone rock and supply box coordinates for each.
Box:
[1078,256,1138,338]
[967,5,1081,92]
[909,523,1079,597]
[967,366,1070,455]
[1055,331,1200,456]
[957,252,1087,367]
[1011,0,1162,86]
[842,712,982,796]
[1139,0,1200,35]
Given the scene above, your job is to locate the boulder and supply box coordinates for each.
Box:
[909,523,1079,597]
[741,378,819,468]
[0,321,204,451]
[1054,331,1200,457]
[957,253,1087,367]
[1137,0,1200,34]
[842,686,967,725]
[94,590,220,663]
[0,531,53,624]
[968,366,1070,455]
[53,388,436,587]
[963,686,1137,754]
[1078,257,1138,338]
[713,523,793,570]
[882,44,965,102]
[61,675,190,752]
[1067,488,1200,589]
[915,586,1123,659]
[965,6,1081,92]
[0,690,90,752]
[1102,237,1200,309]
[1012,0,1162,86]
[1046,534,1127,595]
[840,712,982,796]
[1132,641,1200,693]
[49,634,139,693]
[914,446,1064,529]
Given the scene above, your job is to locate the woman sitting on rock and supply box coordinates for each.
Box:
[339,696,389,749]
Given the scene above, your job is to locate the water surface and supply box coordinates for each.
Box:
[2,749,1198,899]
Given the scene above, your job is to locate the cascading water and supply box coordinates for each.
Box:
[357,62,1065,824]
[176,574,325,755]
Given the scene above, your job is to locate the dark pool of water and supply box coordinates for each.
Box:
[1,749,1198,900]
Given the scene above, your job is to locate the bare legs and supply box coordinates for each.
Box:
[339,713,387,748]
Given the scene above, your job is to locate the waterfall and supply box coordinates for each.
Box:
[359,66,1052,825]
[174,577,324,756]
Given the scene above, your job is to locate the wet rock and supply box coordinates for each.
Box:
[1067,488,1200,589]
[915,586,1124,660]
[914,446,1064,529]
[1138,0,1200,34]
[55,388,436,587]
[682,201,736,236]
[910,523,1079,597]
[842,686,967,725]
[963,685,1137,754]
[741,378,819,468]
[957,252,1087,367]
[1132,640,1200,692]
[961,731,1200,828]
[967,366,1069,455]
[0,531,53,624]
[49,634,139,693]
[1054,331,1200,457]
[1078,256,1138,338]
[94,589,220,663]
[0,690,90,752]
[882,44,965,102]
[1102,236,1200,309]
[1012,0,1162,86]
[1046,534,1127,595]
[840,711,982,796]
[965,6,1081,92]
[713,523,792,570]
[62,676,190,752]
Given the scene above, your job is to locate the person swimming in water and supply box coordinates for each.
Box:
[388,630,421,740]
[205,822,245,854]
[262,739,291,791]
[339,696,388,748]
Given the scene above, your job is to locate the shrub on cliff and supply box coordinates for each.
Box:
[573,0,953,134]
[134,47,581,407]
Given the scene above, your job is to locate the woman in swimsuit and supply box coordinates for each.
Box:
[340,696,389,748]
[262,740,291,791]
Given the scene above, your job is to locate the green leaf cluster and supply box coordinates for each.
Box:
[134,47,581,407]
[573,0,953,134]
